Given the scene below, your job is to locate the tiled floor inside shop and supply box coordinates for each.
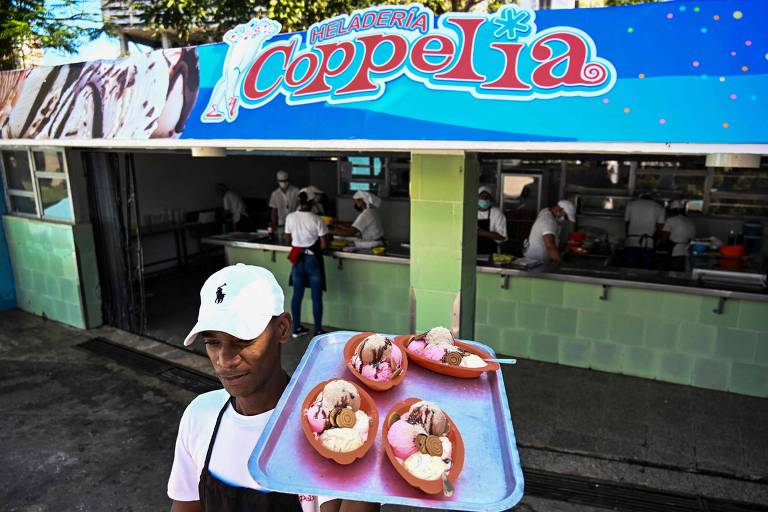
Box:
[1,308,766,511]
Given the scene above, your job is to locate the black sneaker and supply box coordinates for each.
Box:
[292,326,309,338]
[315,329,327,336]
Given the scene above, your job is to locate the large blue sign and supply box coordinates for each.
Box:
[0,0,766,144]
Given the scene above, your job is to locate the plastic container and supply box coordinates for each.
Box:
[300,378,379,465]
[394,335,500,379]
[568,231,587,242]
[344,332,408,391]
[382,397,465,495]
[719,245,745,258]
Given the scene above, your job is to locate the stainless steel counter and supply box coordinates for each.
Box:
[202,236,768,302]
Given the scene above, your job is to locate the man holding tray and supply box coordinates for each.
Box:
[168,263,378,512]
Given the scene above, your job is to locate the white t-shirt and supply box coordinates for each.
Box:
[168,389,329,511]
[478,206,508,241]
[223,190,248,224]
[625,199,665,248]
[524,208,560,262]
[285,211,328,248]
[269,186,300,227]
[352,208,384,241]
[663,215,696,257]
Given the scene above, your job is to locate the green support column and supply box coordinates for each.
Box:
[410,152,479,338]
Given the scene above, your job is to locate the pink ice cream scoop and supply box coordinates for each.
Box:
[422,344,447,361]
[407,339,426,354]
[361,361,394,381]
[391,344,403,366]
[387,419,426,460]
[305,396,326,433]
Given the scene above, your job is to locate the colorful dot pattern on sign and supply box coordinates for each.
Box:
[179,0,768,143]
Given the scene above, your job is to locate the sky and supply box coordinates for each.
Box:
[42,0,148,66]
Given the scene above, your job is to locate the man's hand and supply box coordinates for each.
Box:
[321,499,380,512]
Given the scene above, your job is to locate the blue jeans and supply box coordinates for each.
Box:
[290,255,323,332]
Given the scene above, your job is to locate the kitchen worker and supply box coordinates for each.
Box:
[477,186,508,255]
[624,193,665,269]
[523,200,576,264]
[216,183,249,231]
[168,264,378,512]
[285,188,328,338]
[660,200,695,271]
[269,170,299,237]
[331,191,384,243]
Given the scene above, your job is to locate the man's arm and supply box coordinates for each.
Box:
[319,234,327,250]
[478,228,505,240]
[285,233,292,245]
[171,500,202,512]
[543,233,561,263]
[332,225,360,237]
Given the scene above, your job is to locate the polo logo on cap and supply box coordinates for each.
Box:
[215,284,227,304]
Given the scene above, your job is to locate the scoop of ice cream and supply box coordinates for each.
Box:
[351,410,370,442]
[305,396,326,433]
[320,427,364,452]
[407,338,426,354]
[425,327,454,346]
[387,418,426,460]
[407,401,450,436]
[361,361,394,381]
[422,344,447,361]
[320,379,360,413]
[460,353,486,368]
[440,436,453,460]
[354,334,393,367]
[403,452,449,481]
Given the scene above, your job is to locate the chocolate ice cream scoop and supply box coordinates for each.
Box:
[406,400,450,436]
[353,334,393,369]
[320,379,361,413]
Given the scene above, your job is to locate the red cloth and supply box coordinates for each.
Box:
[287,246,303,265]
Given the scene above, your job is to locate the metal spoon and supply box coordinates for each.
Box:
[441,472,454,497]
[484,358,517,365]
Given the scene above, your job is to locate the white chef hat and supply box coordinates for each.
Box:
[298,187,316,201]
[557,200,576,221]
[353,190,381,208]
[478,185,494,196]
[307,185,324,195]
[276,170,289,181]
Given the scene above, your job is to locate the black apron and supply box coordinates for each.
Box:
[198,397,304,512]
[477,216,497,254]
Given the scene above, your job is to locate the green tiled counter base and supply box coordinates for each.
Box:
[475,273,768,398]
[226,247,410,334]
[3,216,86,328]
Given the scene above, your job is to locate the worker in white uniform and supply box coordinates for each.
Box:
[285,188,328,337]
[523,200,576,264]
[216,183,249,231]
[268,170,299,238]
[332,191,384,246]
[477,186,508,255]
[660,200,695,271]
[624,193,665,269]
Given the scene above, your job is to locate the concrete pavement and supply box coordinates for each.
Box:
[2,309,767,511]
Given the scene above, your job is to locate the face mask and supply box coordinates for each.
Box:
[478,199,491,209]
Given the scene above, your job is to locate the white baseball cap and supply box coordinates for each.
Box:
[557,200,576,221]
[276,170,289,181]
[183,264,285,346]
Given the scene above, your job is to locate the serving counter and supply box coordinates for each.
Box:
[204,235,768,397]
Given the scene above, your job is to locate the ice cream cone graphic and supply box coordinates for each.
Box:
[203,18,281,123]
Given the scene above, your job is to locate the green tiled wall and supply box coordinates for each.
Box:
[476,273,768,398]
[3,216,86,328]
[226,247,410,333]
